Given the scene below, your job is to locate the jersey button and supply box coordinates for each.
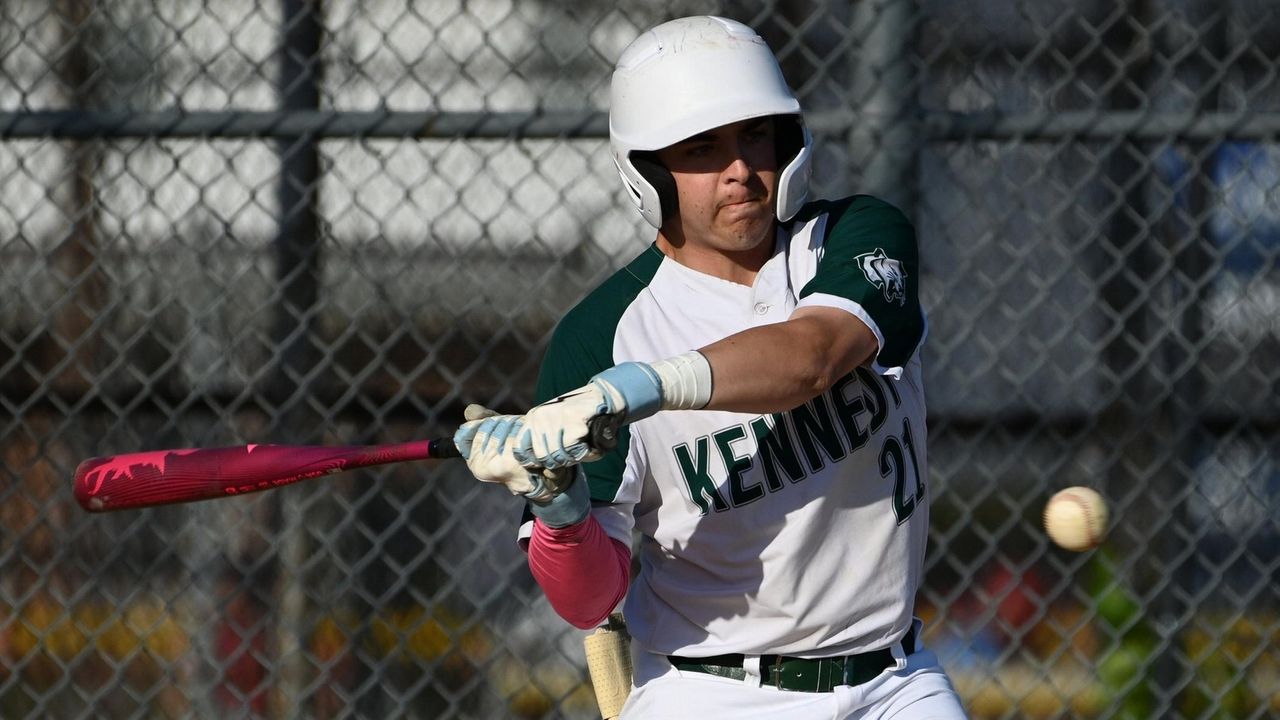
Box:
[754,302,769,315]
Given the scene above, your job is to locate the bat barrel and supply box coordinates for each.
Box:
[74,439,458,512]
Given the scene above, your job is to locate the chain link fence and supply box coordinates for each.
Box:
[1,0,1277,717]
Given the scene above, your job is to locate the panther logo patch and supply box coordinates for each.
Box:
[856,248,907,306]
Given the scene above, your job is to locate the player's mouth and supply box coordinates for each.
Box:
[719,195,767,212]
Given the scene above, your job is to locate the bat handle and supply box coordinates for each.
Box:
[428,437,462,459]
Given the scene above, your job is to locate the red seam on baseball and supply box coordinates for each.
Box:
[1059,490,1099,546]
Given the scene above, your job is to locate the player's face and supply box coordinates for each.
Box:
[656,118,778,255]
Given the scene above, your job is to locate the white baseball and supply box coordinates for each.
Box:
[1043,487,1108,551]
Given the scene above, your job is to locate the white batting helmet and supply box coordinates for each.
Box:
[609,16,814,229]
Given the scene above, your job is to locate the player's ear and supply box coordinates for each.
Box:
[630,152,679,223]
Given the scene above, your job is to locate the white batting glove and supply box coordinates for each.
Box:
[511,364,655,469]
[514,353,712,469]
[453,407,540,496]
[453,404,590,526]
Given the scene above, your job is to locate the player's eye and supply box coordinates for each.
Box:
[743,123,772,144]
[684,142,715,158]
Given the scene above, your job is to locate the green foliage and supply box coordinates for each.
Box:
[1089,552,1161,719]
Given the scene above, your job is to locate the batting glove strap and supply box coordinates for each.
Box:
[592,362,663,421]
[527,465,591,528]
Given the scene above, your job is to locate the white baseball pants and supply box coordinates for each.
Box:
[619,625,966,719]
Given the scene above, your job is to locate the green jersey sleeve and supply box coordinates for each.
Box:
[797,195,925,369]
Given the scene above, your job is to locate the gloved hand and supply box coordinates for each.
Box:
[453,404,590,527]
[453,405,542,496]
[514,363,664,469]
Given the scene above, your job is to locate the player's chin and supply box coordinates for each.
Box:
[721,215,774,250]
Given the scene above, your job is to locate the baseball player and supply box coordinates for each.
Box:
[455,16,966,719]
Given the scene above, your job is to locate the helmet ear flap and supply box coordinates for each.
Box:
[775,117,813,222]
[630,153,679,223]
[775,116,804,168]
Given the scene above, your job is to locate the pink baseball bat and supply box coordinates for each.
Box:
[74,439,460,512]
[74,414,621,512]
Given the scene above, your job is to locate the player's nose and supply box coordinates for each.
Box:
[721,154,747,180]
[722,150,754,183]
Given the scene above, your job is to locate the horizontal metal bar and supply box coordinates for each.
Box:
[2,108,1279,141]
[804,109,1280,141]
[0,109,609,140]
[914,109,1280,142]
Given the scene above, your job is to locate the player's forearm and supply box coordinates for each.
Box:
[527,515,631,629]
[515,309,877,470]
[699,311,874,413]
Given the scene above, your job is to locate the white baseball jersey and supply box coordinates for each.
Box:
[523,195,930,658]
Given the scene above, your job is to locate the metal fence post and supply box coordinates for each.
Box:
[272,1,324,716]
[848,0,918,215]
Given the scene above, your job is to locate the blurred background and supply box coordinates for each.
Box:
[1,0,1277,717]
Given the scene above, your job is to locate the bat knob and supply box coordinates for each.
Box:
[587,414,622,452]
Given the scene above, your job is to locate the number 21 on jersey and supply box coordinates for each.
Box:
[882,418,924,524]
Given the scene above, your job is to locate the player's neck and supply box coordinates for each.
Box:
[655,229,774,287]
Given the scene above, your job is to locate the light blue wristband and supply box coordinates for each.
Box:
[593,362,662,422]
[527,466,591,528]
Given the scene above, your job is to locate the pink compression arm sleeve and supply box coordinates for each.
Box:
[527,516,631,629]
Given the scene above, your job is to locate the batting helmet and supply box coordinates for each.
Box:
[609,16,814,229]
